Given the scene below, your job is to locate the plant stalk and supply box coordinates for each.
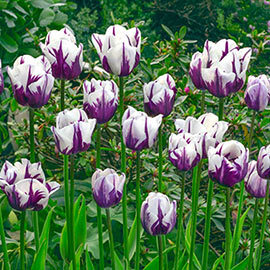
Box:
[106,209,116,270]
[20,211,26,270]
[218,98,224,120]
[201,91,205,114]
[158,124,163,192]
[158,235,163,270]
[60,79,65,111]
[225,188,231,270]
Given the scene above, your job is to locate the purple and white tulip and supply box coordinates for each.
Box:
[168,133,202,171]
[208,140,249,187]
[175,113,229,158]
[83,78,118,124]
[0,159,60,211]
[190,39,251,97]
[244,75,270,111]
[140,192,177,236]
[143,74,177,117]
[51,108,96,155]
[7,55,54,108]
[40,28,83,80]
[0,59,4,94]
[257,145,270,179]
[122,106,162,151]
[245,161,270,198]
[92,24,141,77]
[92,168,126,208]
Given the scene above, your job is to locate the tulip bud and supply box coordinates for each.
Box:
[245,161,270,198]
[143,74,177,117]
[140,192,177,236]
[257,145,270,179]
[122,106,162,151]
[51,108,96,155]
[208,140,249,187]
[92,24,141,76]
[92,168,126,208]
[0,60,4,94]
[0,159,60,211]
[40,28,83,80]
[7,55,54,108]
[83,78,118,124]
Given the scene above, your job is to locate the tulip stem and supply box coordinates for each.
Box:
[60,79,65,111]
[0,201,10,270]
[247,198,259,270]
[106,209,116,270]
[158,123,163,191]
[20,211,26,270]
[119,77,129,269]
[256,181,270,270]
[248,110,256,150]
[201,91,205,114]
[174,172,186,270]
[135,151,141,270]
[218,98,224,120]
[95,124,104,270]
[189,161,202,270]
[29,108,40,251]
[158,235,163,270]
[225,188,231,270]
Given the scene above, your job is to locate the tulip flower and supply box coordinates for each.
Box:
[0,159,60,211]
[257,145,270,179]
[92,168,126,208]
[140,192,177,235]
[122,106,162,151]
[175,113,229,158]
[83,78,119,124]
[0,60,3,94]
[208,140,249,187]
[92,24,141,76]
[51,108,96,155]
[7,55,54,108]
[40,27,83,80]
[143,74,177,117]
[245,161,270,198]
[190,39,251,97]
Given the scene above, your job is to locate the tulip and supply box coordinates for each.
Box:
[0,59,3,94]
[208,140,249,187]
[257,145,270,179]
[92,24,141,76]
[122,106,162,151]
[143,74,177,117]
[92,168,126,208]
[51,108,96,155]
[0,159,60,211]
[7,55,54,108]
[40,27,83,80]
[244,75,269,111]
[140,192,177,235]
[245,161,270,198]
[83,78,119,124]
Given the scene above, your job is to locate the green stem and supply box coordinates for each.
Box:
[248,110,256,150]
[135,151,141,270]
[256,181,270,270]
[201,91,205,114]
[70,155,76,270]
[158,124,163,192]
[158,235,163,270]
[225,188,231,270]
[247,198,259,270]
[201,179,214,269]
[106,209,116,270]
[95,125,104,270]
[20,211,26,270]
[189,161,202,270]
[119,77,128,269]
[60,79,65,111]
[0,202,10,270]
[174,172,186,270]
[218,98,224,120]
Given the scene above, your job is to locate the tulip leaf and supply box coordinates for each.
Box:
[0,33,18,53]
[60,219,69,260]
[231,256,249,270]
[85,247,94,270]
[39,8,55,27]
[115,251,124,270]
[69,244,84,270]
[211,253,225,270]
[177,249,187,270]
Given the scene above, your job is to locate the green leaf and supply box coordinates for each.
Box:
[115,251,124,270]
[69,244,84,270]
[161,24,175,40]
[31,0,53,9]
[60,220,68,260]
[39,8,55,27]
[179,26,187,39]
[212,253,224,270]
[53,11,68,25]
[231,256,249,270]
[0,33,18,53]
[85,247,94,270]
[10,98,18,112]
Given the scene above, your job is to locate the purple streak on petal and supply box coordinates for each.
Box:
[120,43,130,77]
[102,55,112,74]
[92,34,103,51]
[189,58,206,90]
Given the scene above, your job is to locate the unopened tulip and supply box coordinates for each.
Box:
[122,106,162,151]
[7,55,54,108]
[83,78,118,124]
[0,159,60,211]
[245,161,270,198]
[40,28,83,80]
[92,24,141,76]
[208,140,249,187]
[92,168,126,208]
[257,145,270,179]
[51,108,96,155]
[0,60,3,94]
[140,192,177,236]
[143,74,177,117]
